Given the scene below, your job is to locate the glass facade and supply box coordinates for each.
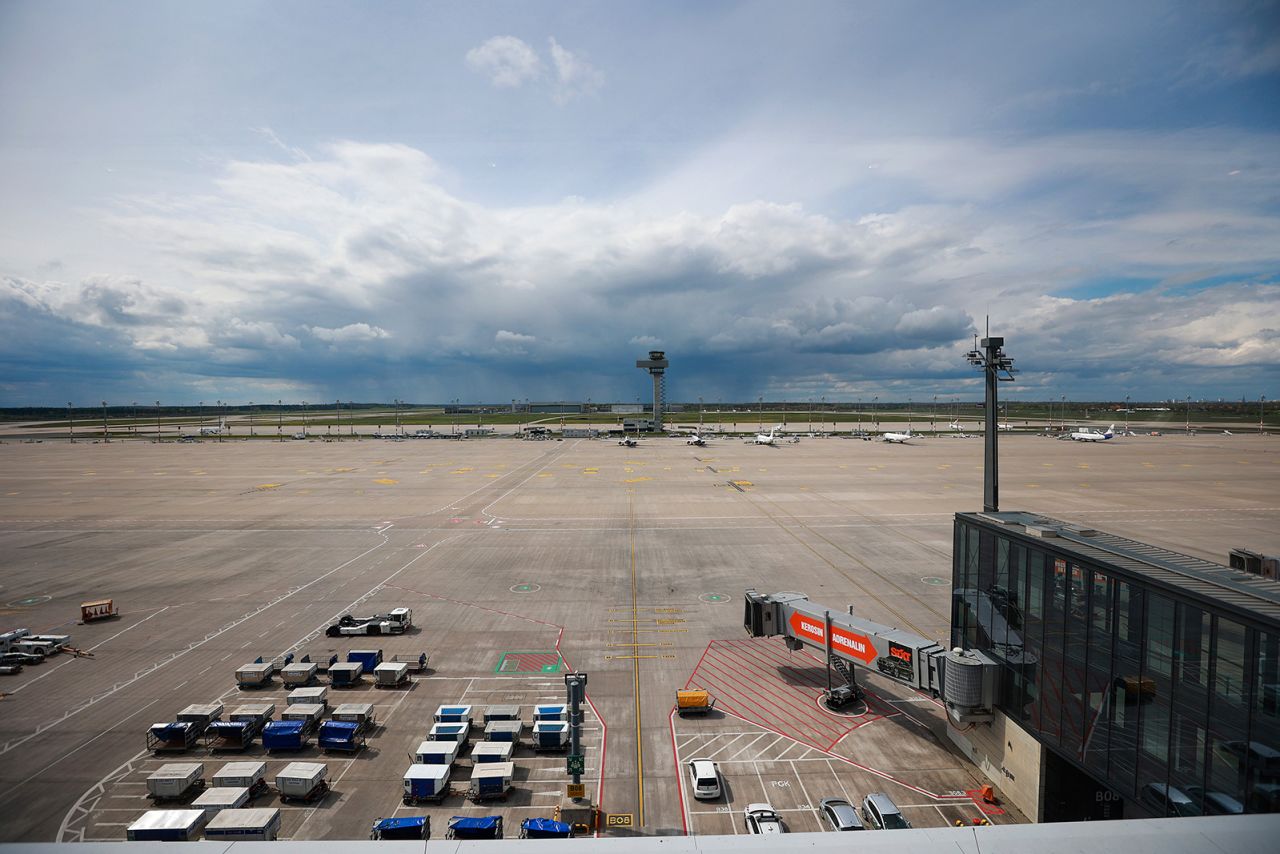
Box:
[953,515,1280,819]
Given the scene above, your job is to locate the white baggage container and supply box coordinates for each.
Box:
[429,721,471,742]
[275,761,328,800]
[147,763,204,800]
[402,763,451,803]
[533,703,567,722]
[414,738,461,765]
[212,761,266,791]
[532,721,570,751]
[434,704,472,723]
[281,661,318,686]
[374,661,409,687]
[471,740,515,763]
[468,761,514,799]
[484,720,523,742]
[288,686,328,707]
[192,785,249,816]
[204,807,282,841]
[127,809,206,841]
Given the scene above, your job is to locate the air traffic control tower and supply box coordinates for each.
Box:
[635,350,668,431]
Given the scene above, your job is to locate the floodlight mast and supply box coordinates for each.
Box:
[966,333,1017,513]
[635,350,669,430]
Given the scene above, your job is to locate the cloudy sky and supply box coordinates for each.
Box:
[2,1,1278,406]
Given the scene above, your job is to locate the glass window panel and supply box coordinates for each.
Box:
[1249,629,1280,813]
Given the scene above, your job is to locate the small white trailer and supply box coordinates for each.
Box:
[127,810,206,841]
[192,785,249,816]
[468,761,514,801]
[234,661,275,688]
[281,661,318,687]
[374,661,409,688]
[147,763,205,801]
[275,761,329,803]
[281,703,325,732]
[483,704,521,724]
[471,740,515,764]
[414,738,461,765]
[288,686,328,707]
[212,761,267,796]
[204,807,282,841]
[484,720,523,742]
[429,721,471,743]
[402,763,452,803]
[434,703,473,723]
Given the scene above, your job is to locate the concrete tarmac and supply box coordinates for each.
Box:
[0,432,1276,840]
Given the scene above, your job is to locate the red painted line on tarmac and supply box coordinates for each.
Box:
[729,638,832,690]
[736,638,909,719]
[683,642,715,690]
[669,707,689,835]
[692,656,821,741]
[697,653,849,743]
[707,643,855,736]
[699,645,836,730]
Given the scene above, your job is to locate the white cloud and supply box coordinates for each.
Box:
[466,36,543,88]
[309,323,391,343]
[548,37,604,104]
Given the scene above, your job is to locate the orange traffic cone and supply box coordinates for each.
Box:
[979,784,997,804]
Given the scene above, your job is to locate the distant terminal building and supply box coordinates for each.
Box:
[529,403,583,414]
[950,511,1280,822]
[609,403,647,414]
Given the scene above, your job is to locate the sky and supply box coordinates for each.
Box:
[1,0,1278,406]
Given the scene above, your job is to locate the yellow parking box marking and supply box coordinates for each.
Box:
[373,478,398,485]
[256,483,281,490]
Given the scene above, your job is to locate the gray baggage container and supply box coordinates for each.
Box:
[331,702,375,727]
[204,807,281,841]
[471,740,515,763]
[230,702,275,724]
[192,785,249,816]
[127,809,206,841]
[468,761,514,800]
[414,738,460,765]
[281,703,325,731]
[175,703,224,726]
[147,762,204,801]
[281,661,318,686]
[288,686,328,707]
[234,661,275,688]
[484,720,523,742]
[275,761,329,802]
[483,704,520,724]
[212,761,266,792]
[329,661,363,687]
[374,661,409,688]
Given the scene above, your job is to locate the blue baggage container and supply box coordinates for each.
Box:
[262,720,309,752]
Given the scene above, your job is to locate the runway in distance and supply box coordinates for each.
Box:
[1069,424,1115,442]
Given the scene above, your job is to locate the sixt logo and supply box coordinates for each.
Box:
[890,646,912,662]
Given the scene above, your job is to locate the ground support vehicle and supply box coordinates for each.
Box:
[0,663,22,675]
[204,808,281,841]
[146,763,205,802]
[126,810,206,841]
[403,764,451,804]
[532,721,570,751]
[211,761,268,796]
[370,816,429,841]
[80,599,119,622]
[281,703,325,733]
[687,759,721,800]
[468,762,514,801]
[298,651,339,674]
[676,690,716,716]
[325,608,412,637]
[281,661,318,687]
[262,721,311,753]
[391,652,428,672]
[520,818,571,839]
[447,815,503,840]
[318,720,366,753]
[414,739,460,765]
[330,702,376,730]
[274,762,329,803]
[374,661,409,688]
[533,703,566,722]
[348,648,383,671]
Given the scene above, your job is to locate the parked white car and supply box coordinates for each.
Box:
[743,803,785,834]
[686,758,721,800]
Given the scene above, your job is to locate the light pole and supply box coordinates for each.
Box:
[758,396,763,432]
[1124,395,1130,436]
[217,400,224,442]
[873,396,879,432]
[199,401,205,439]
[932,394,937,434]
[908,397,913,432]
[1262,395,1267,435]
[101,400,108,441]
[302,401,309,437]
[1060,395,1066,431]
[820,395,826,432]
[699,397,704,430]
[277,399,283,441]
[132,401,138,435]
[155,400,161,442]
[68,402,75,443]
[857,398,862,433]
[248,402,254,437]
[1185,395,1191,435]
[349,401,355,437]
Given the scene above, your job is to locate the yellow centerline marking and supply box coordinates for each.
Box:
[629,489,644,826]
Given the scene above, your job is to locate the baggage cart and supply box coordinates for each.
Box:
[274,762,329,803]
[329,661,363,688]
[447,815,503,840]
[80,599,119,623]
[330,702,375,730]
[235,660,275,689]
[429,721,470,743]
[676,689,716,716]
[288,686,328,707]
[402,763,451,804]
[281,661,318,687]
[318,720,366,753]
[281,703,325,733]
[534,703,567,722]
[371,815,429,841]
[204,807,281,841]
[147,721,201,753]
[230,702,275,724]
[212,761,267,797]
[532,721,570,752]
[147,762,205,801]
[390,652,428,672]
[204,720,259,752]
[300,651,339,673]
[414,739,460,765]
[176,702,224,728]
[262,720,311,753]
[467,761,514,801]
[374,661,409,688]
[483,704,520,724]
[471,740,515,764]
[520,817,572,839]
[127,809,206,841]
[434,704,472,724]
[192,785,249,816]
[484,720,522,743]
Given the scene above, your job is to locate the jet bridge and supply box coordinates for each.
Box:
[743,589,1001,724]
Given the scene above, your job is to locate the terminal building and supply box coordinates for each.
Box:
[948,511,1280,823]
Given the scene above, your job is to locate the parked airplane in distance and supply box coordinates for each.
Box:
[1070,424,1115,442]
[751,425,783,445]
[882,429,915,444]
[619,436,640,447]
[686,433,708,446]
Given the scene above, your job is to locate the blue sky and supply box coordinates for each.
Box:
[1,0,1278,405]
